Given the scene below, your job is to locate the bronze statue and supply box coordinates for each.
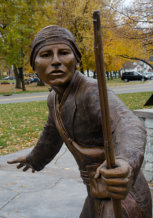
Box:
[8,25,152,218]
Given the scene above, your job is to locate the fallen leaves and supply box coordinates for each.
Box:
[0,101,48,155]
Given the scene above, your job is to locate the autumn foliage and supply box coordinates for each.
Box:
[0,0,152,78]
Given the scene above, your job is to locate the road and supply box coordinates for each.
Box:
[0,80,153,104]
[112,80,153,94]
[0,92,49,104]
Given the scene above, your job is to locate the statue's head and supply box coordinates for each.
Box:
[30,25,81,87]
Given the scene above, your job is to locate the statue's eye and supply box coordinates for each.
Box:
[41,53,50,57]
[60,50,71,55]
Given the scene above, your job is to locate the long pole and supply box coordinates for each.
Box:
[93,10,123,218]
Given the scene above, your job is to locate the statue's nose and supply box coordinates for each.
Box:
[51,54,61,66]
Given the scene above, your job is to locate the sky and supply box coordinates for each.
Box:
[122,0,135,6]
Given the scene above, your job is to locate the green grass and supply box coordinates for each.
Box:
[0,91,152,155]
[0,101,48,155]
[118,92,152,110]
[0,83,50,95]
[106,78,146,87]
[0,79,16,84]
[0,90,49,96]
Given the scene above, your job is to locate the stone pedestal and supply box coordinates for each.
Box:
[134,109,153,183]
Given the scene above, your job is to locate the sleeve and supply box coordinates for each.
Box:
[108,88,146,183]
[26,92,63,171]
[84,82,146,184]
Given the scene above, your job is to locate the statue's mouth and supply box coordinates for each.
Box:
[49,70,64,76]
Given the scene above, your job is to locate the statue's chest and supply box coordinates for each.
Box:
[61,103,103,147]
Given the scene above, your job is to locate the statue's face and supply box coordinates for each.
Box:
[34,43,77,87]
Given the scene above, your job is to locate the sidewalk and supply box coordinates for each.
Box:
[0,146,86,218]
[0,146,152,218]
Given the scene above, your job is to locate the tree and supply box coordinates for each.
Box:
[2,0,150,80]
[0,0,54,90]
[53,0,124,73]
[108,0,153,68]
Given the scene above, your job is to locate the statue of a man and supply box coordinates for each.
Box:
[8,25,152,218]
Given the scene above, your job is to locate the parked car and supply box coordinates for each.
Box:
[2,76,15,80]
[26,77,38,84]
[121,72,148,82]
[140,72,153,80]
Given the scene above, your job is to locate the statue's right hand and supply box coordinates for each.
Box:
[7,156,35,173]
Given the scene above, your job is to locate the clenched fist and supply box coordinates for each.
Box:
[95,159,132,200]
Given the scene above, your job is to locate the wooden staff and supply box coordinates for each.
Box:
[93,10,123,218]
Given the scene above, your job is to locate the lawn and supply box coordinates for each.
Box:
[106,78,147,87]
[0,91,152,155]
[118,92,152,110]
[0,78,147,95]
[0,82,50,95]
[0,101,48,155]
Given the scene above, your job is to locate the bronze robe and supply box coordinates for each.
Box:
[27,71,152,218]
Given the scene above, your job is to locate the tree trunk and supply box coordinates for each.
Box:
[0,71,2,79]
[79,61,84,74]
[110,72,113,80]
[93,71,97,79]
[18,67,26,91]
[114,71,117,79]
[14,65,21,89]
[106,71,109,80]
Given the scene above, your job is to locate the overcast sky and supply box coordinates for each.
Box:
[123,0,134,6]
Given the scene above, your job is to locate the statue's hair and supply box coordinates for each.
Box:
[30,25,81,70]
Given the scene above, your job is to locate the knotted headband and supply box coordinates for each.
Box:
[30,25,82,70]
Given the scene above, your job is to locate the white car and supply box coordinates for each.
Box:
[141,72,153,79]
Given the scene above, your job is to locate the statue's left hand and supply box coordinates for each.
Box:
[95,159,132,200]
[7,156,35,173]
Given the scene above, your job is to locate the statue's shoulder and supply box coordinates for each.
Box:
[78,72,98,90]
[77,73,99,105]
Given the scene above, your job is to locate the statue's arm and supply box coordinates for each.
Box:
[85,85,145,199]
[83,83,145,183]
[26,92,63,171]
[108,89,146,183]
[8,92,63,172]
[82,83,136,199]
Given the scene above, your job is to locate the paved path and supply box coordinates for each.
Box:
[0,92,49,104]
[0,145,153,218]
[112,80,153,94]
[0,80,153,104]
[0,146,87,218]
[0,80,153,217]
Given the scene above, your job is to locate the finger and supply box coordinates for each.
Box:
[32,169,35,173]
[100,166,129,178]
[23,165,30,171]
[103,178,129,186]
[107,186,128,194]
[94,166,101,179]
[17,163,25,169]
[7,159,20,164]
[109,192,126,200]
[7,156,26,164]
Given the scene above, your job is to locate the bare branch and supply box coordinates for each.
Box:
[119,55,153,69]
